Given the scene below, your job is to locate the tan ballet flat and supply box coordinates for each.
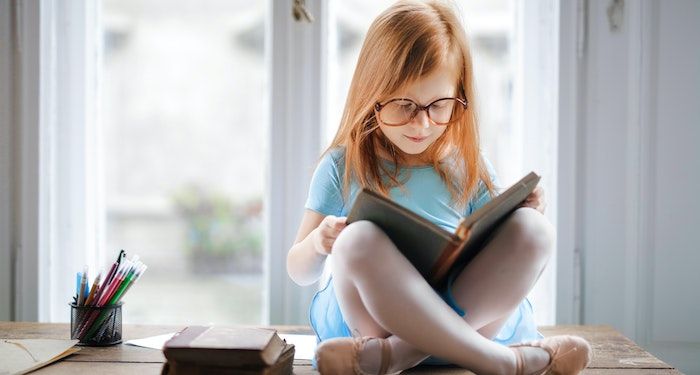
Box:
[315,335,394,375]
[510,335,592,375]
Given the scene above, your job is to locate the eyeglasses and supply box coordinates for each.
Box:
[374,97,467,126]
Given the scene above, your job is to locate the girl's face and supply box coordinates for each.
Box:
[376,68,457,164]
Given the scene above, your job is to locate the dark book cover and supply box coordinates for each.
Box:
[347,172,540,288]
[162,326,290,369]
[162,343,295,375]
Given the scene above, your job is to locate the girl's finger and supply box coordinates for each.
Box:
[324,216,338,229]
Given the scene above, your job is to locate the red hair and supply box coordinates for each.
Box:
[323,0,494,209]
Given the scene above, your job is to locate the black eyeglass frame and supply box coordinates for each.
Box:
[373,97,468,126]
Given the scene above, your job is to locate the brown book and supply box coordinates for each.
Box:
[162,326,291,370]
[347,171,540,288]
[162,342,295,375]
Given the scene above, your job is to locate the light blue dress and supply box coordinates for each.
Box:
[304,148,543,367]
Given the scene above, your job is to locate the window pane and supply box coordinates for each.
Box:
[100,0,267,325]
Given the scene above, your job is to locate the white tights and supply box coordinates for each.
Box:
[330,207,554,375]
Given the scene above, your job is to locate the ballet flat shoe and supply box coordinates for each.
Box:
[315,336,394,375]
[510,335,592,375]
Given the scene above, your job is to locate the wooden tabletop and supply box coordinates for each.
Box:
[0,322,682,374]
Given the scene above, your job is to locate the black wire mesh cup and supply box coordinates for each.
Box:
[70,302,123,346]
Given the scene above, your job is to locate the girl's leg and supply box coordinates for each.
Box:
[452,208,554,332]
[330,208,553,375]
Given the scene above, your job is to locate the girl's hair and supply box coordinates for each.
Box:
[323,0,495,209]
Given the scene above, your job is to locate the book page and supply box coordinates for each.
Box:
[0,339,80,375]
[189,327,274,350]
[278,333,315,360]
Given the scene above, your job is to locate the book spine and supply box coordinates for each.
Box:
[429,242,462,287]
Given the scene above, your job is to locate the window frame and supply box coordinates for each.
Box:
[266,0,329,324]
[2,0,103,322]
[0,0,327,324]
[1,0,573,325]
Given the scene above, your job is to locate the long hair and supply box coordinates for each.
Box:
[323,0,495,209]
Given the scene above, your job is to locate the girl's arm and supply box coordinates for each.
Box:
[287,209,347,286]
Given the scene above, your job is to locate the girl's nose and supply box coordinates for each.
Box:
[410,110,431,129]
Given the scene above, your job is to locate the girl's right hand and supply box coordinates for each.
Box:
[313,215,347,255]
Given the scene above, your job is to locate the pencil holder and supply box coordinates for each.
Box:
[70,302,123,346]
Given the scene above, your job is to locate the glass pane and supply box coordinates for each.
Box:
[100,0,267,325]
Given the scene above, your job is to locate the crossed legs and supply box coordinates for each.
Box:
[329,207,554,375]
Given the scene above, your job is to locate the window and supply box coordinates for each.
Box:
[4,0,556,325]
[100,0,268,325]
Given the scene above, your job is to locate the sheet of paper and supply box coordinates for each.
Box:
[0,339,80,375]
[124,333,175,350]
[278,333,317,360]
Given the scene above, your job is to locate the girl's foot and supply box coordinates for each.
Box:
[510,335,592,375]
[315,335,400,375]
[510,346,551,375]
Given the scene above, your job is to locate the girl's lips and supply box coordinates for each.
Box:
[404,135,428,142]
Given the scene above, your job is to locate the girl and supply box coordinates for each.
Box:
[287,1,591,374]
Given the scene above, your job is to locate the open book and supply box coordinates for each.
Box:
[347,172,540,288]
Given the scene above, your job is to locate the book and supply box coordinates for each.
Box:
[162,326,293,374]
[162,343,294,375]
[0,339,80,375]
[346,171,540,288]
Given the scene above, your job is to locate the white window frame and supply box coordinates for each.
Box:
[1,0,327,324]
[513,0,561,325]
[555,0,586,324]
[1,0,575,326]
[266,0,329,324]
[1,0,102,322]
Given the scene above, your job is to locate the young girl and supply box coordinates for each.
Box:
[287,1,591,374]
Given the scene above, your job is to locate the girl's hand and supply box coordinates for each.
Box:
[521,185,546,214]
[313,215,348,255]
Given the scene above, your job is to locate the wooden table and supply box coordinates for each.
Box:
[0,322,682,374]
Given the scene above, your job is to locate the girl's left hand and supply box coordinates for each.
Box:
[522,185,546,214]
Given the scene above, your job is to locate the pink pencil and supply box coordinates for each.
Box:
[77,263,130,338]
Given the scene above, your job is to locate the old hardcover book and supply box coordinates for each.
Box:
[162,326,290,370]
[347,171,540,288]
[162,342,294,375]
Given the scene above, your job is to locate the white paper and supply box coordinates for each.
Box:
[279,333,317,360]
[124,333,175,350]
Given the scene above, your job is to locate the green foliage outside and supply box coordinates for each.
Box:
[172,185,263,260]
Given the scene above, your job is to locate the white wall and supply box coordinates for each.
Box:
[568,0,700,373]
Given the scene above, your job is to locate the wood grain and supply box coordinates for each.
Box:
[0,322,682,374]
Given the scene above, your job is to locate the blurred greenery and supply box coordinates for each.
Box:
[172,185,263,262]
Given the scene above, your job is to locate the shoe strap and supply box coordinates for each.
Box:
[378,338,391,375]
[512,347,525,375]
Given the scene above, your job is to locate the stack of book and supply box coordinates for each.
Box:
[162,326,295,375]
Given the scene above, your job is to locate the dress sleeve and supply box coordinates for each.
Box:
[304,152,345,216]
[468,156,499,215]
